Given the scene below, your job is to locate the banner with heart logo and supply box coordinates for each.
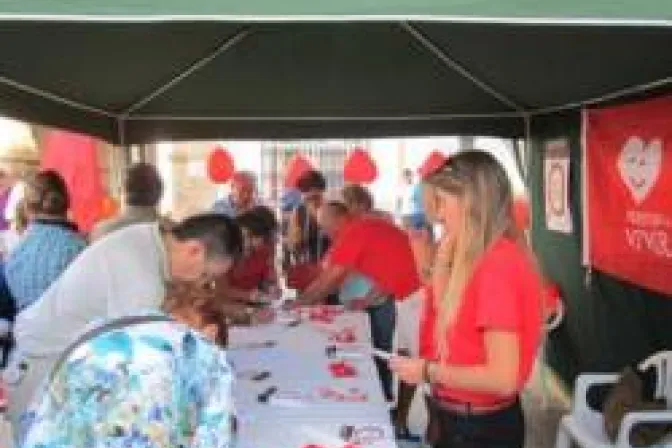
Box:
[584,96,672,295]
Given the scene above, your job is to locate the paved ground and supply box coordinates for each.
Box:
[398,360,570,448]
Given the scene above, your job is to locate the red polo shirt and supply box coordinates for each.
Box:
[326,217,420,299]
[227,245,274,291]
[420,237,542,406]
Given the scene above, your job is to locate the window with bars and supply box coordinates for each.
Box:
[259,140,367,205]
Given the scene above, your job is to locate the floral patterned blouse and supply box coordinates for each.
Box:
[20,314,235,448]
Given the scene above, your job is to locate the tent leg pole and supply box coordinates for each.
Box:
[521,114,532,185]
[511,139,526,185]
[110,119,130,197]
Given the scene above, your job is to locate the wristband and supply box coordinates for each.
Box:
[422,360,432,384]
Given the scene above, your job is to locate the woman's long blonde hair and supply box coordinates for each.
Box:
[424,151,528,358]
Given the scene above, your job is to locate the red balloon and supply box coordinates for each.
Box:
[512,197,531,231]
[343,148,377,184]
[284,154,313,188]
[418,150,448,180]
[207,147,235,184]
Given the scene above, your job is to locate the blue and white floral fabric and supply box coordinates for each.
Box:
[21,314,234,448]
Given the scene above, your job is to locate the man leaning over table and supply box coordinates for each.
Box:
[291,201,420,401]
[4,214,243,434]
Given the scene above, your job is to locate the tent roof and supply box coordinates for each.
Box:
[1,1,671,22]
[0,4,671,143]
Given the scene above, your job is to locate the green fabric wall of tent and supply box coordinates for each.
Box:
[528,113,672,384]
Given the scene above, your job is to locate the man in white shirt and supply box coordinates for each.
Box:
[5,214,243,430]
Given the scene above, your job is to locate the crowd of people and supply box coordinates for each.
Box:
[0,149,544,448]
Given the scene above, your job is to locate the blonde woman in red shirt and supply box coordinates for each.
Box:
[389,151,543,448]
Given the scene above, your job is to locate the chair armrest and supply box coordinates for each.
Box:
[616,410,672,448]
[545,301,564,332]
[573,373,620,414]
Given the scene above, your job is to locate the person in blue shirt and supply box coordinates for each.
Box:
[5,171,86,311]
[212,171,258,217]
[399,169,429,231]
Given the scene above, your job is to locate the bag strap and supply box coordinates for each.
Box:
[48,314,173,383]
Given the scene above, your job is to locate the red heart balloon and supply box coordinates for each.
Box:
[344,148,377,184]
[284,154,313,188]
[418,150,448,180]
[207,147,235,184]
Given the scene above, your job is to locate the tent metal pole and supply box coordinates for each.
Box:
[121,29,250,117]
[126,111,524,121]
[400,22,525,113]
[521,114,531,184]
[530,75,672,116]
[0,74,114,117]
[111,118,131,196]
[2,14,671,27]
[511,139,526,186]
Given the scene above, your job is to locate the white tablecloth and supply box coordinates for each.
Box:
[229,309,397,448]
[0,414,13,448]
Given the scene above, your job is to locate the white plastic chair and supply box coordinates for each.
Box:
[556,351,672,448]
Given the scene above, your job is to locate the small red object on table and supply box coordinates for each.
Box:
[309,306,345,324]
[329,327,356,343]
[328,360,358,378]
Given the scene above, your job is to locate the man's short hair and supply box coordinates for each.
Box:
[236,206,278,240]
[171,213,243,261]
[125,163,163,207]
[342,184,374,212]
[297,170,327,193]
[231,171,257,190]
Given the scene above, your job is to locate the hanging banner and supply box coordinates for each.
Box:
[544,139,573,234]
[584,96,672,295]
[41,130,104,233]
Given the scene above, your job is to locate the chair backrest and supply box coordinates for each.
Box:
[543,282,564,332]
[639,350,672,403]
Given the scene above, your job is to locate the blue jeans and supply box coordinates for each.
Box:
[366,298,396,401]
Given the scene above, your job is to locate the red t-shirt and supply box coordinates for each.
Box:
[419,238,542,406]
[228,245,274,291]
[326,217,420,299]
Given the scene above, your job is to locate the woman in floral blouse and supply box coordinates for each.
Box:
[20,282,235,448]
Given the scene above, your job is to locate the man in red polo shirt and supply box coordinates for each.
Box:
[296,201,419,305]
[295,201,420,400]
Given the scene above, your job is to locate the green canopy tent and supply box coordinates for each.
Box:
[1,1,672,385]
[0,1,671,143]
